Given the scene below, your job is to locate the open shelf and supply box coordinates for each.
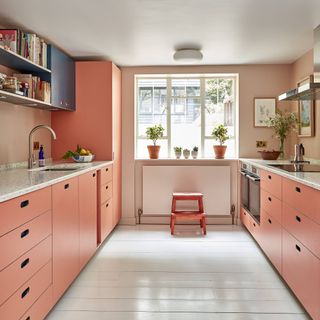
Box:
[0,89,62,110]
[0,46,51,81]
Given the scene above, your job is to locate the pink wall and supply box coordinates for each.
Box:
[291,50,320,159]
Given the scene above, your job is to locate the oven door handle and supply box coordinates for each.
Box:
[247,174,260,182]
[240,171,247,176]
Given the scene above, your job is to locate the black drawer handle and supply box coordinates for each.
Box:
[21,229,29,238]
[93,173,96,177]
[24,317,30,320]
[268,197,272,202]
[21,287,30,299]
[268,219,272,224]
[296,216,301,223]
[295,244,301,252]
[21,258,30,269]
[64,183,69,189]
[296,187,301,193]
[106,168,109,172]
[106,185,109,189]
[20,200,29,208]
[253,223,256,227]
[268,175,272,180]
[243,211,246,215]
[106,203,109,208]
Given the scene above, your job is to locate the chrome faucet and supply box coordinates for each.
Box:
[28,125,57,169]
[292,143,305,163]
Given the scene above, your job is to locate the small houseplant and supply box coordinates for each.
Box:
[265,111,298,158]
[174,146,182,159]
[212,124,229,159]
[191,146,198,159]
[146,124,164,159]
[183,148,190,159]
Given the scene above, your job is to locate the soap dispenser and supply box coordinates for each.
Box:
[38,145,45,167]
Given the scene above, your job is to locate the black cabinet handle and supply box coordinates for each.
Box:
[243,211,246,215]
[253,223,256,227]
[21,229,29,238]
[295,244,301,252]
[20,200,29,208]
[106,203,109,208]
[21,287,30,299]
[106,168,109,172]
[24,317,30,320]
[268,175,271,180]
[296,187,301,193]
[268,219,272,224]
[296,216,301,223]
[93,173,96,177]
[21,258,30,269]
[106,185,109,189]
[64,183,69,189]
[268,197,272,202]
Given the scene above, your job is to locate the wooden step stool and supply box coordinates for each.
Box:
[170,192,206,235]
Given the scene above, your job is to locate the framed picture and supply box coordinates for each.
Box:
[297,75,315,137]
[254,98,276,127]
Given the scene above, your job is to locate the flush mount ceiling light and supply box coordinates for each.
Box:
[173,49,203,62]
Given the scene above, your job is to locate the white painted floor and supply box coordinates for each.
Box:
[46,225,309,320]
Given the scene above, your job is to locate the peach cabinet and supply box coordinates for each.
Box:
[260,169,282,199]
[260,189,282,224]
[240,207,261,245]
[79,171,97,269]
[52,61,122,227]
[52,177,80,303]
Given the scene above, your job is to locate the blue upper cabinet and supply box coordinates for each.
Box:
[49,45,75,111]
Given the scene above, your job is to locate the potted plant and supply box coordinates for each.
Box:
[191,146,198,159]
[183,148,190,159]
[146,124,165,159]
[212,124,229,159]
[265,110,298,158]
[174,146,182,159]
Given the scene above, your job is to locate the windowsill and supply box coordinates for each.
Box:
[135,158,239,161]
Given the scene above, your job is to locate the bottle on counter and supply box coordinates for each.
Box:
[38,145,45,167]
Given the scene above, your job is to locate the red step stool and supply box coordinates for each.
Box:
[170,192,206,235]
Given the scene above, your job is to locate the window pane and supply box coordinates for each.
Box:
[172,79,200,97]
[136,139,168,158]
[137,79,167,137]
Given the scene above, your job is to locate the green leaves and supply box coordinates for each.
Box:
[146,124,165,146]
[62,150,77,160]
[211,124,229,146]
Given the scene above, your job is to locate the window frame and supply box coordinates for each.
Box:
[135,74,239,159]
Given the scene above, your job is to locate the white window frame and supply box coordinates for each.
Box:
[135,74,239,159]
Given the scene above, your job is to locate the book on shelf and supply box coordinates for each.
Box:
[0,29,49,69]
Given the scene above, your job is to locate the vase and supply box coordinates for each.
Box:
[279,138,285,159]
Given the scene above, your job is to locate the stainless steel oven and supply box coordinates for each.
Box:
[240,163,261,223]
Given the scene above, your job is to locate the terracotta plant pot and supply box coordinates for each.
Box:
[213,145,227,159]
[147,145,161,159]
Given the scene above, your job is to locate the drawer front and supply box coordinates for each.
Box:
[261,170,282,199]
[99,199,113,243]
[282,229,320,320]
[0,236,51,305]
[0,262,52,320]
[19,285,52,320]
[240,207,251,232]
[282,202,320,258]
[100,165,113,185]
[100,181,113,204]
[0,211,51,271]
[260,189,282,224]
[260,210,282,273]
[249,216,262,245]
[283,177,320,224]
[0,187,51,237]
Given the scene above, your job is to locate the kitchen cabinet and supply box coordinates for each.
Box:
[52,61,122,226]
[49,45,75,110]
[52,177,79,303]
[79,171,97,269]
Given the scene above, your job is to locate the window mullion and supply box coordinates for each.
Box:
[167,78,172,157]
[200,78,205,158]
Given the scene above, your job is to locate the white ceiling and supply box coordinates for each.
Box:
[1,0,320,66]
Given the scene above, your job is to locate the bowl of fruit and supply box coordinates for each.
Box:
[63,145,95,163]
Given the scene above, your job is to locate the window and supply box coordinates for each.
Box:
[135,74,238,159]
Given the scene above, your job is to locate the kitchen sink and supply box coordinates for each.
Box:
[269,163,320,172]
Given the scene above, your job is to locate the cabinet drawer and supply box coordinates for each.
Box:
[0,211,51,271]
[283,177,320,224]
[0,187,51,237]
[260,189,282,224]
[99,199,113,243]
[282,230,320,320]
[260,210,282,273]
[0,262,52,320]
[261,170,282,199]
[19,285,52,320]
[100,165,113,185]
[100,181,112,204]
[282,202,320,258]
[249,216,262,245]
[0,236,51,305]
[240,207,251,231]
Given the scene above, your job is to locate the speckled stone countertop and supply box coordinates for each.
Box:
[241,158,320,191]
[0,161,112,203]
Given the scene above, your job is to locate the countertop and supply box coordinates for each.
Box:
[0,161,112,203]
[241,158,320,191]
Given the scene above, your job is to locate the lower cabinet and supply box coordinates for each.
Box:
[52,177,79,303]
[260,210,282,273]
[100,199,113,241]
[240,207,262,244]
[79,171,97,269]
[282,229,320,320]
